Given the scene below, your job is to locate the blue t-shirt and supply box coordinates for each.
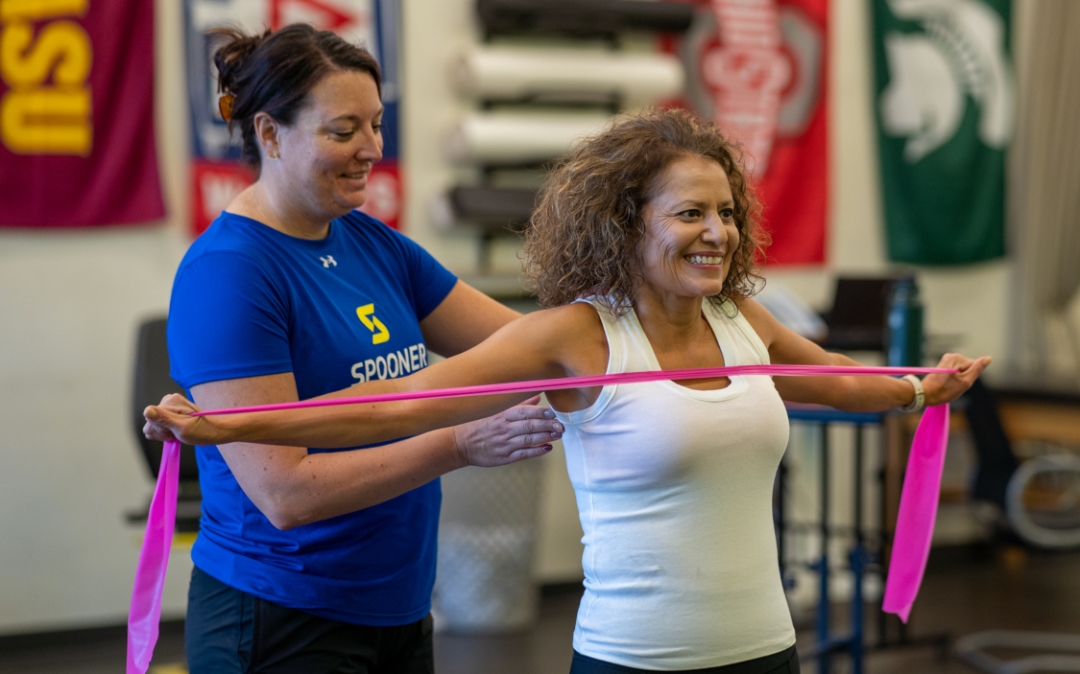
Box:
[167,210,458,625]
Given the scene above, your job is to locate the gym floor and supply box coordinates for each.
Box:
[2,545,1078,674]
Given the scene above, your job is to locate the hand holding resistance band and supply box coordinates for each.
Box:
[130,364,957,673]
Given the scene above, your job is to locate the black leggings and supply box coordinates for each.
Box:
[569,645,800,674]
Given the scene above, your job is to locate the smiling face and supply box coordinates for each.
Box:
[635,155,740,306]
[270,69,384,222]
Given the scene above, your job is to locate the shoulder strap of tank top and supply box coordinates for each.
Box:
[610,301,668,373]
[704,298,772,365]
[573,297,630,375]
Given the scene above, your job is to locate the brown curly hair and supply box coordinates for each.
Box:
[522,107,767,313]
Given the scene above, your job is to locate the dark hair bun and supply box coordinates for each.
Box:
[212,27,270,95]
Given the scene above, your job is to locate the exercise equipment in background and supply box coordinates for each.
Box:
[433,186,538,237]
[475,0,694,38]
[954,378,1080,673]
[965,378,1080,549]
[450,45,684,107]
[444,111,613,165]
[438,0,694,271]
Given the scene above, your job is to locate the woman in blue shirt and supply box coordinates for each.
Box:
[166,24,563,673]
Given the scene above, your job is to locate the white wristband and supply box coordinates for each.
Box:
[899,374,925,412]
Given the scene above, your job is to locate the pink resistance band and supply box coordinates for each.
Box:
[128,364,953,673]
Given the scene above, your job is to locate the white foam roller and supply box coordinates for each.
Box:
[451,45,685,106]
[445,111,613,164]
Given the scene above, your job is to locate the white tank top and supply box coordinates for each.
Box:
[554,297,795,670]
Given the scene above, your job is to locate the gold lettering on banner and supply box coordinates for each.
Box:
[0,0,88,22]
[1,87,90,152]
[0,0,93,155]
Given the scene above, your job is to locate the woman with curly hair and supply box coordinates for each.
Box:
[147,107,989,674]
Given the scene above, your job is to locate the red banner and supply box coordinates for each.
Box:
[191,160,255,237]
[676,0,828,265]
[0,0,164,227]
[359,161,403,230]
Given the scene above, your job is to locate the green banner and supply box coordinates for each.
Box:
[873,0,1012,265]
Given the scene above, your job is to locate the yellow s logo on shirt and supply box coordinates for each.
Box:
[356,304,390,344]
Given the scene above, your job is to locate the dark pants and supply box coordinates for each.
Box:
[570,645,800,674]
[185,566,434,674]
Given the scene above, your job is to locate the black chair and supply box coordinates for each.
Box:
[818,276,913,352]
[130,316,202,532]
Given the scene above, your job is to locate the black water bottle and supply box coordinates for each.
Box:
[886,277,923,367]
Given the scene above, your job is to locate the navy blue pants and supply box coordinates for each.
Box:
[185,566,434,674]
[570,645,800,674]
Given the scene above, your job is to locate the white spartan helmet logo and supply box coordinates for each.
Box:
[879,0,1013,163]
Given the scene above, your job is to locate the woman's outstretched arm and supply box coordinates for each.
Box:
[148,374,558,529]
[738,297,991,411]
[141,285,580,531]
[144,305,589,449]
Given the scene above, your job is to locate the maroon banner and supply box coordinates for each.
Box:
[0,0,164,227]
[676,0,828,265]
